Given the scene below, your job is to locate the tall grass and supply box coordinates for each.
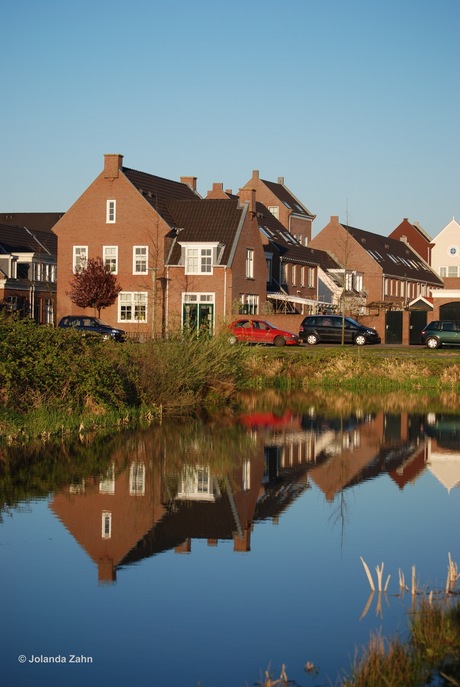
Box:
[341,598,460,687]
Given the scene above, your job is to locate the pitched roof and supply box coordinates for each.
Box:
[123,167,199,227]
[166,199,246,265]
[0,213,64,233]
[260,178,315,218]
[257,202,339,270]
[0,223,57,256]
[343,223,443,285]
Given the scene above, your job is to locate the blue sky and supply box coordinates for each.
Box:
[1,0,458,237]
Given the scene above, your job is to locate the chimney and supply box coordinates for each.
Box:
[278,176,285,185]
[238,187,257,216]
[251,169,260,181]
[400,235,408,243]
[180,176,197,192]
[104,154,123,179]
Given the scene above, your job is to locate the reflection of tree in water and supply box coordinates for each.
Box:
[0,419,259,520]
[0,431,125,520]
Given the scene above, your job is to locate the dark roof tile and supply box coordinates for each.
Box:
[343,224,443,285]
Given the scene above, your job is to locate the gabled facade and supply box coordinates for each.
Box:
[389,218,432,263]
[206,182,341,314]
[240,170,315,246]
[0,223,57,322]
[310,216,443,309]
[429,218,460,280]
[52,154,267,336]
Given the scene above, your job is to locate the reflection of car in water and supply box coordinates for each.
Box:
[423,413,460,450]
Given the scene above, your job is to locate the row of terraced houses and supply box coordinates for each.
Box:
[1,153,459,344]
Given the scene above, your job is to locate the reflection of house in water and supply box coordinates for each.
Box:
[423,414,460,492]
[307,413,428,501]
[50,428,271,583]
[243,410,429,502]
[49,411,443,583]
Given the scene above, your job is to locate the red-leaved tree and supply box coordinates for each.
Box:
[67,257,122,318]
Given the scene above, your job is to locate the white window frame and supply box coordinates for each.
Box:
[99,464,115,494]
[241,294,259,315]
[119,292,148,323]
[73,246,87,273]
[183,244,215,275]
[103,245,118,274]
[268,206,279,220]
[133,246,148,274]
[101,511,112,539]
[106,200,116,224]
[246,249,254,279]
[129,462,146,496]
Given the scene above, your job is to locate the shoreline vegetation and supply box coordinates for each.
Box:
[3,314,460,442]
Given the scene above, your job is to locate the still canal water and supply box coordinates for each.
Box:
[1,393,459,687]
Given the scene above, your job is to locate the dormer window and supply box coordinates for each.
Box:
[181,243,218,275]
[268,206,279,220]
[106,200,116,224]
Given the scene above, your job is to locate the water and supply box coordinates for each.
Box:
[1,396,459,687]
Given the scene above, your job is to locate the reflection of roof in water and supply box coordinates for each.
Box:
[254,464,310,522]
[120,492,237,565]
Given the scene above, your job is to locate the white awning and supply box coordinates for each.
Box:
[267,292,331,306]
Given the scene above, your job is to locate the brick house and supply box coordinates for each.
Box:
[389,218,432,263]
[0,222,57,323]
[310,216,443,310]
[240,170,315,246]
[206,182,342,315]
[52,154,267,337]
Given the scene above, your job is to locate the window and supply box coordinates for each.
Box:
[300,266,305,287]
[308,267,315,288]
[106,200,116,223]
[281,262,288,284]
[133,246,148,274]
[265,254,273,284]
[119,292,148,322]
[268,206,279,220]
[291,265,296,286]
[129,462,145,496]
[246,249,254,278]
[73,246,87,273]
[101,511,112,539]
[448,266,458,278]
[440,267,447,277]
[103,246,118,273]
[185,247,213,274]
[240,294,259,314]
[99,464,115,494]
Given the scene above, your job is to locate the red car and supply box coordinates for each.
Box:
[228,318,300,347]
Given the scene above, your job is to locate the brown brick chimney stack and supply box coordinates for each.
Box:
[104,154,123,179]
[180,176,197,192]
[238,187,257,216]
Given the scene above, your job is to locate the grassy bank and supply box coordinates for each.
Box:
[3,315,460,440]
[340,596,460,687]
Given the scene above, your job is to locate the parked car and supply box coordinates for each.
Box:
[58,315,126,342]
[420,320,460,349]
[299,315,381,346]
[228,319,300,347]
